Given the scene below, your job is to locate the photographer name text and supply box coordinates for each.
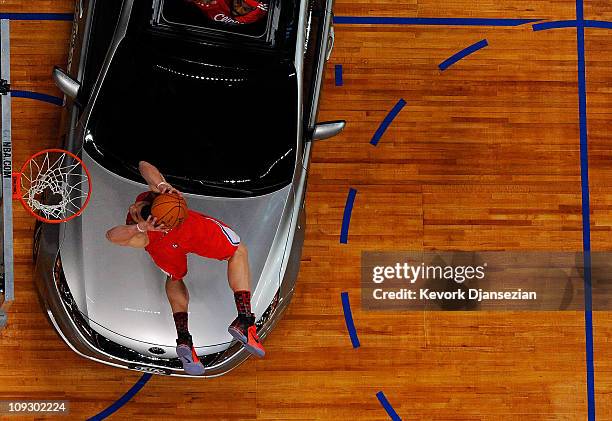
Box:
[372,288,537,302]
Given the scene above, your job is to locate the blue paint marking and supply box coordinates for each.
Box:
[370,99,406,146]
[0,13,73,21]
[585,20,612,29]
[335,64,344,86]
[376,391,401,421]
[532,8,598,420]
[11,90,63,106]
[87,373,153,420]
[575,0,595,418]
[439,39,488,71]
[340,292,360,348]
[340,188,357,244]
[532,20,578,31]
[333,16,541,26]
[533,19,612,31]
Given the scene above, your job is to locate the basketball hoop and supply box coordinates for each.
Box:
[12,149,92,224]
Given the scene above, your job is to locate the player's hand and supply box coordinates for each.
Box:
[160,183,182,197]
[138,216,168,233]
[152,181,183,197]
[129,204,144,224]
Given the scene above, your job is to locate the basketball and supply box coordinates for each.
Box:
[151,193,188,229]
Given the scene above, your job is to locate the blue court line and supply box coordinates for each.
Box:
[532,20,578,31]
[575,0,595,419]
[340,292,360,348]
[584,20,612,29]
[370,99,406,146]
[533,9,597,420]
[11,90,63,106]
[335,64,344,86]
[533,19,612,31]
[0,13,73,21]
[439,39,488,71]
[376,391,401,421]
[340,188,357,244]
[333,16,541,26]
[87,373,153,420]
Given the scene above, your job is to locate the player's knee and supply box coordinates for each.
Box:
[233,243,248,259]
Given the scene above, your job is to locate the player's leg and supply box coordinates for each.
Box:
[227,242,251,291]
[165,276,205,375]
[192,217,265,357]
[166,276,190,343]
[228,244,252,316]
[227,244,265,357]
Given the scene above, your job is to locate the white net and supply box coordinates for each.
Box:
[20,151,90,222]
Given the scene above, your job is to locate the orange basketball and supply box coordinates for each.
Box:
[151,193,188,229]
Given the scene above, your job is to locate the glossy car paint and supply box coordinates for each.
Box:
[34,0,335,376]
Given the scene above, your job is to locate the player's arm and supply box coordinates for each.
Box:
[138,160,182,196]
[106,216,166,248]
[106,224,149,248]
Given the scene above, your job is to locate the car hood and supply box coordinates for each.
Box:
[60,152,291,354]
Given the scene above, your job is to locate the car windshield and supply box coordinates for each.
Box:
[84,36,298,197]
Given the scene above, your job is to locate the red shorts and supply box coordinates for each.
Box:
[127,193,240,279]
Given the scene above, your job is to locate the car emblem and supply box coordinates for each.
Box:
[149,347,166,355]
[172,243,178,248]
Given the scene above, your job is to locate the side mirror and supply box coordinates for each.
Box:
[52,67,80,99]
[311,120,345,141]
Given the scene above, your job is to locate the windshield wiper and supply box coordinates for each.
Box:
[83,143,255,195]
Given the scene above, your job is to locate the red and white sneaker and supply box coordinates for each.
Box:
[176,343,205,375]
[228,314,265,358]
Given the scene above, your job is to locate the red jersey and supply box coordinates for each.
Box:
[191,0,267,25]
[127,192,240,279]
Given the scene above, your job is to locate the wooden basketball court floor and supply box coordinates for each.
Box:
[1,0,612,419]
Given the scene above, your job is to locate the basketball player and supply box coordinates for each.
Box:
[105,161,265,375]
[187,0,268,25]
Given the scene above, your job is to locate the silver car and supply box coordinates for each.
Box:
[34,0,344,377]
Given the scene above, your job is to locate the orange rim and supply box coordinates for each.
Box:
[15,148,92,224]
